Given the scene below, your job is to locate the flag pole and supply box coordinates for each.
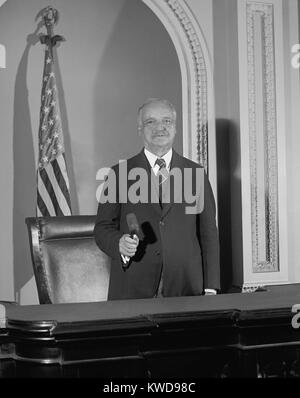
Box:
[36,6,72,217]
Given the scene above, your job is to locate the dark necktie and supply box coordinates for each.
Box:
[155,157,166,170]
[155,158,168,207]
[154,158,168,297]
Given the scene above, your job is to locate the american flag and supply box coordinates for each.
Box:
[36,43,72,216]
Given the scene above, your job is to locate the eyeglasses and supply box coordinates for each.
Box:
[142,118,175,128]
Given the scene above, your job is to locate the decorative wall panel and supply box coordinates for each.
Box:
[246,3,279,272]
[238,0,288,286]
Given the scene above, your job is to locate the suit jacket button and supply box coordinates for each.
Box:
[159,221,164,227]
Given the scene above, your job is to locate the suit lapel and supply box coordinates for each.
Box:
[161,150,184,218]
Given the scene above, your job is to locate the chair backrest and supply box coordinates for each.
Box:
[25,216,111,304]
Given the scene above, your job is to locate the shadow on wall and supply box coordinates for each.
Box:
[13,26,40,300]
[216,118,243,293]
[13,21,79,300]
[93,0,182,174]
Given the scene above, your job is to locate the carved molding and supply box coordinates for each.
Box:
[165,0,208,170]
[246,2,279,273]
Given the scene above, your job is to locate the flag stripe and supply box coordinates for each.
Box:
[46,162,71,215]
[37,189,50,217]
[56,153,71,191]
[37,171,57,216]
[39,168,64,216]
[52,156,72,209]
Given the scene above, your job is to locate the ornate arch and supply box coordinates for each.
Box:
[141,0,216,185]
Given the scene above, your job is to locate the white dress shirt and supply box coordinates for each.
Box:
[144,147,172,175]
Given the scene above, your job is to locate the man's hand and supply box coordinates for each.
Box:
[119,234,139,258]
[204,289,218,295]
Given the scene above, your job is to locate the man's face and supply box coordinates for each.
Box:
[139,101,176,154]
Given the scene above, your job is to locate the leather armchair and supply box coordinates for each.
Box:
[25,216,111,304]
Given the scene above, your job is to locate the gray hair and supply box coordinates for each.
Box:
[137,98,177,129]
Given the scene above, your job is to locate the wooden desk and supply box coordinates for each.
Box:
[1,284,300,378]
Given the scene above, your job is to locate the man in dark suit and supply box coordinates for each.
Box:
[94,98,220,300]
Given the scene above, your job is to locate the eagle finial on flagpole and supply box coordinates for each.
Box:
[42,6,59,28]
[36,6,65,47]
